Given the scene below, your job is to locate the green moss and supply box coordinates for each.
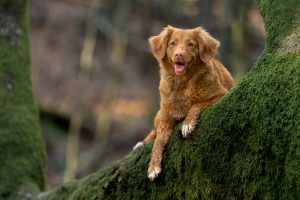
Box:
[197,51,300,199]
[0,0,45,198]
[257,0,300,52]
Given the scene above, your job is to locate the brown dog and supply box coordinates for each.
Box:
[133,26,234,180]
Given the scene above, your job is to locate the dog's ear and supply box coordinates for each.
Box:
[193,27,220,63]
[149,26,174,60]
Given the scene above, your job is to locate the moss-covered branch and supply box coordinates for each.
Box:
[0,0,45,199]
[37,0,300,199]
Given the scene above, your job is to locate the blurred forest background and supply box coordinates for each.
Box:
[29,0,265,189]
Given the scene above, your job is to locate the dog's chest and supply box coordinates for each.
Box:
[168,89,188,116]
[161,80,199,119]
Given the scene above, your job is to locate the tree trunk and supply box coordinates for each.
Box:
[2,0,300,199]
[0,0,45,199]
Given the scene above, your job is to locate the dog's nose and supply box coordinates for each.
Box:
[175,51,184,59]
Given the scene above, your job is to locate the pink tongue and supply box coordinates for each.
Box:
[174,63,185,73]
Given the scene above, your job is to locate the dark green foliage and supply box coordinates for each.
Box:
[0,0,45,198]
[42,0,300,199]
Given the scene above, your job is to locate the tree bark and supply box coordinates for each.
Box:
[0,0,45,199]
[2,0,300,199]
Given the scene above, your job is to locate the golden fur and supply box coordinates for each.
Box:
[133,26,234,180]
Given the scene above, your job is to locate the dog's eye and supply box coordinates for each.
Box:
[170,41,176,46]
[188,42,194,47]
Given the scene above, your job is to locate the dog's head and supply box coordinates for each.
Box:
[149,26,220,75]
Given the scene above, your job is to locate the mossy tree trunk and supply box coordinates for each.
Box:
[0,0,45,199]
[40,0,300,199]
[1,0,299,199]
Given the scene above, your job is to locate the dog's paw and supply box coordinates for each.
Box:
[182,122,196,138]
[148,166,161,181]
[133,141,144,150]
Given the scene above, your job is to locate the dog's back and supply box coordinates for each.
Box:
[213,59,235,90]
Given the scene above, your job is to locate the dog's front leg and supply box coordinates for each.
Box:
[182,96,222,137]
[148,116,175,180]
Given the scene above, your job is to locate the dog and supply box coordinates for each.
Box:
[133,26,234,180]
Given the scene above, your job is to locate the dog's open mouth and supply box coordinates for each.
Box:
[173,62,187,74]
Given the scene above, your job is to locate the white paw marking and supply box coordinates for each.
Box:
[182,123,196,138]
[133,141,144,150]
[148,167,161,180]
